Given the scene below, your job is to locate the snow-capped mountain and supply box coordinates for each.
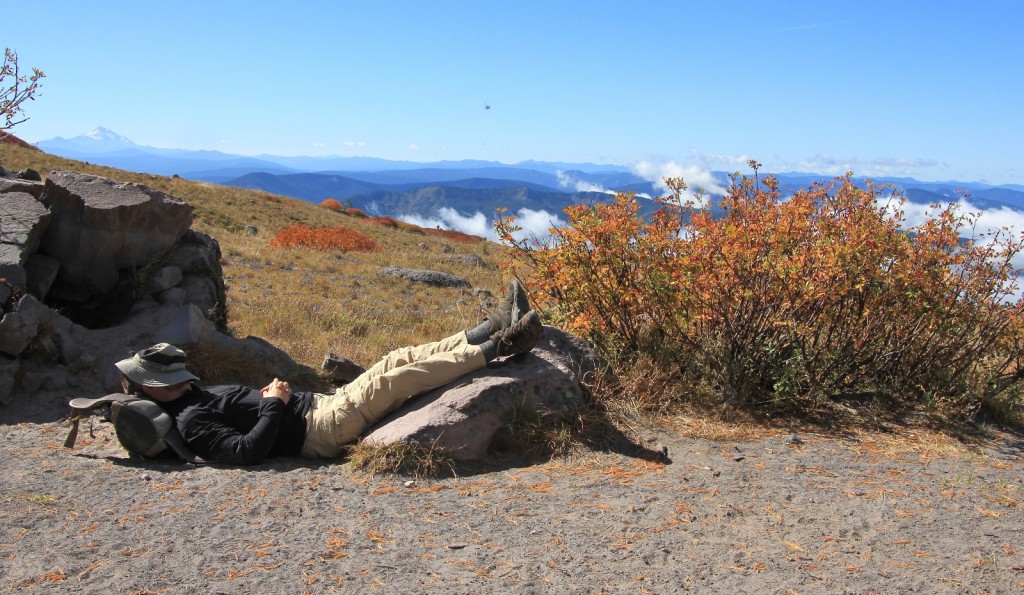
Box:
[38,126,140,153]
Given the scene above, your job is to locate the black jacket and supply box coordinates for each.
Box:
[159,384,312,465]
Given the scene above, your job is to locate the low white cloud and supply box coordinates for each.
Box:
[798,153,944,179]
[882,196,1024,279]
[343,140,367,147]
[407,144,420,151]
[555,170,615,195]
[632,160,727,205]
[511,208,567,243]
[688,149,752,168]
[400,207,565,243]
[401,208,488,238]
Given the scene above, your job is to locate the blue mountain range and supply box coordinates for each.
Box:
[36,127,1024,223]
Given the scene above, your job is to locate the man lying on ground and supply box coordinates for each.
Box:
[112,282,540,465]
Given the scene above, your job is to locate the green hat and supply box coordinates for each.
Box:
[114,343,199,387]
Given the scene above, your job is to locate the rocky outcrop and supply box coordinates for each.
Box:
[39,171,194,300]
[364,327,600,461]
[0,181,49,299]
[0,170,311,406]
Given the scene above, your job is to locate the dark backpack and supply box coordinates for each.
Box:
[65,394,204,463]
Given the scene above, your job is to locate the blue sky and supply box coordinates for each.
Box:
[7,1,1024,185]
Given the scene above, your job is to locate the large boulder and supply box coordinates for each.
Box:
[165,229,227,328]
[363,326,600,461]
[0,169,265,408]
[38,171,193,300]
[0,176,45,199]
[0,191,52,297]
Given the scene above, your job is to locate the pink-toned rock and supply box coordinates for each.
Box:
[363,326,600,461]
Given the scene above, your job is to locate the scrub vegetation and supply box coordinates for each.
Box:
[497,161,1024,432]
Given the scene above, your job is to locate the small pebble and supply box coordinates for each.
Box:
[141,473,152,481]
[404,480,416,488]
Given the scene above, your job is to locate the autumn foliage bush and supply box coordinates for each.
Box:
[498,165,1024,421]
[425,227,483,244]
[366,216,423,234]
[269,223,380,253]
[320,198,344,211]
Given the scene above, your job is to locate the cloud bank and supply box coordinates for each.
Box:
[632,160,728,205]
[555,171,615,195]
[401,207,566,243]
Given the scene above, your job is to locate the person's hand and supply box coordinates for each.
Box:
[261,378,292,405]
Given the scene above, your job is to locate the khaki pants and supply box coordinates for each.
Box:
[301,331,486,458]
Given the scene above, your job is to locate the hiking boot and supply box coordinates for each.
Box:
[485,280,530,333]
[489,309,543,359]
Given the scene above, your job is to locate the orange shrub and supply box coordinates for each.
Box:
[425,228,483,244]
[321,198,344,210]
[367,216,400,228]
[269,223,380,253]
[343,207,368,218]
[498,165,1024,418]
[366,216,425,234]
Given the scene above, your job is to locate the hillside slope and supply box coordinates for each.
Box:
[0,142,507,370]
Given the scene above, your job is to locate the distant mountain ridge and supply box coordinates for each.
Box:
[33,127,1024,225]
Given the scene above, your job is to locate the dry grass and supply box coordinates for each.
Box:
[346,441,456,478]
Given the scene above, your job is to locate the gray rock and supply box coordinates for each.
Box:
[444,254,486,268]
[0,191,52,293]
[179,275,219,318]
[54,325,83,365]
[24,253,60,300]
[18,368,49,392]
[38,171,193,298]
[155,304,215,347]
[322,353,366,384]
[363,327,600,461]
[0,177,45,198]
[168,230,226,329]
[0,358,17,405]
[15,168,41,181]
[379,266,471,288]
[157,286,187,306]
[0,295,44,356]
[147,265,183,293]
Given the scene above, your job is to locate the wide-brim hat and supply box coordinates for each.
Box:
[114,343,199,387]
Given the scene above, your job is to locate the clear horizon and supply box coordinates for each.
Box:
[7,1,1024,186]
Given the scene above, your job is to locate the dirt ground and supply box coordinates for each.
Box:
[2,390,1023,594]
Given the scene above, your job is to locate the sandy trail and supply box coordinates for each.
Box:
[2,392,1022,593]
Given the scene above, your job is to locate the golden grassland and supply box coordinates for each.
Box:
[0,142,507,370]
